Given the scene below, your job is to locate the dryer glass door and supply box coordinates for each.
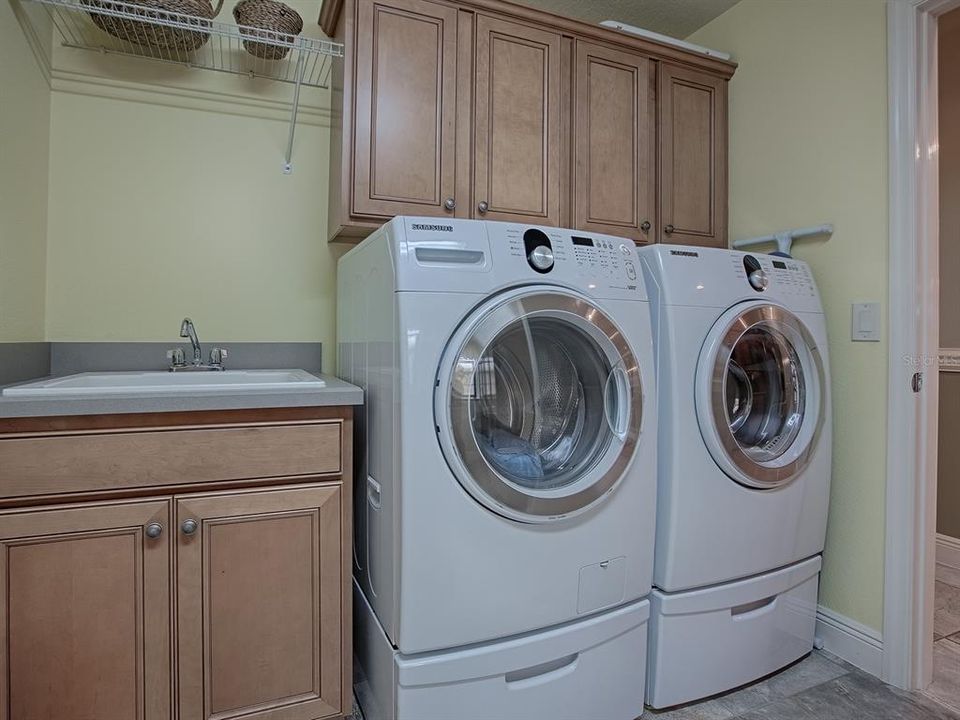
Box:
[724,325,806,462]
[438,290,643,522]
[698,303,826,489]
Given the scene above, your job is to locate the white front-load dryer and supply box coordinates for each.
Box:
[339,217,658,720]
[638,244,832,708]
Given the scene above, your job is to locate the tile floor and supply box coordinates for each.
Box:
[643,650,957,720]
[352,647,960,719]
[926,563,960,713]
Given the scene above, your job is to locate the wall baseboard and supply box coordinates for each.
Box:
[815,605,883,678]
[936,533,960,570]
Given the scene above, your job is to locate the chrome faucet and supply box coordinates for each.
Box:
[180,317,202,366]
[167,317,228,371]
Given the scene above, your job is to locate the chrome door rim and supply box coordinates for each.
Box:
[437,289,643,522]
[701,304,825,489]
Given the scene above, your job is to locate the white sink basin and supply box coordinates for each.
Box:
[2,370,326,397]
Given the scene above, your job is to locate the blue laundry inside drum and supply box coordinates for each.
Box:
[477,428,545,480]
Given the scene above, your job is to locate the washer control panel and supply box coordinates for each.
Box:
[502,226,641,292]
[571,235,639,282]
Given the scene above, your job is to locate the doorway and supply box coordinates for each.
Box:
[884,0,960,695]
[927,5,960,710]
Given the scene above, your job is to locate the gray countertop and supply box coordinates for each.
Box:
[0,372,363,418]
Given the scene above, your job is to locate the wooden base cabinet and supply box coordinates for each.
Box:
[0,407,353,720]
[0,499,172,720]
[177,485,344,720]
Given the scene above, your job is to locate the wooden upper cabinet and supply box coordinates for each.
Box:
[0,499,171,720]
[573,41,656,244]
[472,15,563,225]
[658,62,728,247]
[177,484,345,720]
[326,0,735,242]
[352,0,459,219]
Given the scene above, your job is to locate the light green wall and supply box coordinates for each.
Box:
[45,93,344,349]
[690,0,889,632]
[0,0,50,341]
[41,0,346,361]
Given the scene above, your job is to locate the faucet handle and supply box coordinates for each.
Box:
[166,347,185,368]
[209,347,228,367]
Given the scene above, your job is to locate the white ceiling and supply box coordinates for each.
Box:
[517,0,740,39]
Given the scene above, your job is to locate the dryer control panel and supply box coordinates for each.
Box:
[731,254,817,300]
[767,258,818,299]
[637,245,823,314]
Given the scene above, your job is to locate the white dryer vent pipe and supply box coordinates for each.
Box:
[600,20,733,61]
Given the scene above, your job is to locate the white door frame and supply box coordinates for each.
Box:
[884,0,956,691]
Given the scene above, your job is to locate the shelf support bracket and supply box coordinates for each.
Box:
[283,52,308,175]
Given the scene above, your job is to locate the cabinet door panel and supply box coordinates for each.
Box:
[353,0,459,218]
[659,63,728,247]
[573,41,655,243]
[177,485,343,720]
[0,500,171,720]
[474,15,562,225]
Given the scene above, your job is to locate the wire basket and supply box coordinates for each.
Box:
[81,0,225,51]
[233,0,303,60]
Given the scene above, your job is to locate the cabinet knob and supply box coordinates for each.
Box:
[444,197,456,212]
[640,220,651,233]
[477,201,489,215]
[664,224,675,235]
[181,518,199,535]
[145,522,163,539]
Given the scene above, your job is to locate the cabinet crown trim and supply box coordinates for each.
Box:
[318,0,737,78]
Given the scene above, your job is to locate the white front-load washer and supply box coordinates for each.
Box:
[338,217,658,720]
[638,245,832,709]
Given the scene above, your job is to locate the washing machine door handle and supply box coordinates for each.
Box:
[603,363,630,440]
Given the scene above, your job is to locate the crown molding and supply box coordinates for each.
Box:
[318,0,344,36]
[11,2,53,87]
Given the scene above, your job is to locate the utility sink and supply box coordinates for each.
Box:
[2,370,326,397]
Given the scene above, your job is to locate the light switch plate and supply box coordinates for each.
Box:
[851,302,881,342]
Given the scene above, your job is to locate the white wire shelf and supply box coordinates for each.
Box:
[18,0,344,172]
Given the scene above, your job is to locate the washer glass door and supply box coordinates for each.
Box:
[438,290,643,522]
[698,303,825,488]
